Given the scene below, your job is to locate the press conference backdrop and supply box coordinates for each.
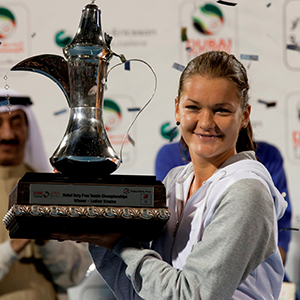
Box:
[1,0,300,296]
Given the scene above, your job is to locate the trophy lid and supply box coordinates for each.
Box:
[63,3,107,59]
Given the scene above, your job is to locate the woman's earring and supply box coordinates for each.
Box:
[176,121,180,126]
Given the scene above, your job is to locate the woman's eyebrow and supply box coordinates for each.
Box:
[185,99,199,104]
[214,102,235,108]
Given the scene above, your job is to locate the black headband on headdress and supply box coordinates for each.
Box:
[0,96,33,106]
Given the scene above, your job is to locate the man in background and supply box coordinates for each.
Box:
[0,89,91,300]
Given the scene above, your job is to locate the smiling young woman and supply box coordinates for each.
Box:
[62,51,287,300]
[174,52,253,193]
[175,76,250,183]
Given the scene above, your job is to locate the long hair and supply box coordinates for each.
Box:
[177,51,256,153]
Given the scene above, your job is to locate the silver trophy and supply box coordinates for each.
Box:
[11,3,123,177]
[3,2,170,241]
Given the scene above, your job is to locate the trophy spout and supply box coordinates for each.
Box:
[11,54,70,107]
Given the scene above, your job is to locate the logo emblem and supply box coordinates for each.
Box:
[161,122,179,140]
[43,191,50,198]
[55,30,72,48]
[103,99,122,131]
[0,7,16,39]
[192,3,224,35]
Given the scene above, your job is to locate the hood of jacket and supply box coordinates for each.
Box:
[164,151,287,222]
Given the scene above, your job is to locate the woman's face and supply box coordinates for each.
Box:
[175,75,250,166]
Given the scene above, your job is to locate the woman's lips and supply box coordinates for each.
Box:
[195,133,221,140]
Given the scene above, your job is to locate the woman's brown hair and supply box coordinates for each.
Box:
[177,50,256,154]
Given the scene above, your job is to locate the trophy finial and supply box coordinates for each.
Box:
[63,2,106,59]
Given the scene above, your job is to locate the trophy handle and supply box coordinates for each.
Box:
[11,54,71,107]
[107,57,158,163]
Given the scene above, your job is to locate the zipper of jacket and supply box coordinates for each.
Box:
[171,195,200,239]
[173,221,180,238]
[172,181,201,239]
[169,182,206,264]
[170,219,181,262]
[167,164,198,262]
[169,196,196,263]
[172,178,208,239]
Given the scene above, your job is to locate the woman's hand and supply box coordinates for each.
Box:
[50,232,122,250]
[11,239,30,254]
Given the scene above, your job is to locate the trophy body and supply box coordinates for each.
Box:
[3,3,170,241]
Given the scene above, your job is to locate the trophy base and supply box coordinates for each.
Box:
[4,205,169,242]
[3,172,170,242]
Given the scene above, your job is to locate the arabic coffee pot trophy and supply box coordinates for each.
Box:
[3,2,170,241]
[12,3,122,177]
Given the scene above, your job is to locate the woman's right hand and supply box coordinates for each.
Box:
[11,239,30,254]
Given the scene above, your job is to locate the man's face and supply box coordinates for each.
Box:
[0,109,28,166]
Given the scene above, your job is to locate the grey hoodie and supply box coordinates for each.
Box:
[90,151,287,300]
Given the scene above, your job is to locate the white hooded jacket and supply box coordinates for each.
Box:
[90,151,287,300]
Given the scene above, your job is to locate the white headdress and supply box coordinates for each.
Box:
[0,89,51,172]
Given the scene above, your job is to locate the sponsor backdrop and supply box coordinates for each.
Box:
[2,0,300,296]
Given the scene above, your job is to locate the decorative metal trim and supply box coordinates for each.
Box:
[3,204,170,227]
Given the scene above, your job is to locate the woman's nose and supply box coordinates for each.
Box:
[198,110,214,131]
